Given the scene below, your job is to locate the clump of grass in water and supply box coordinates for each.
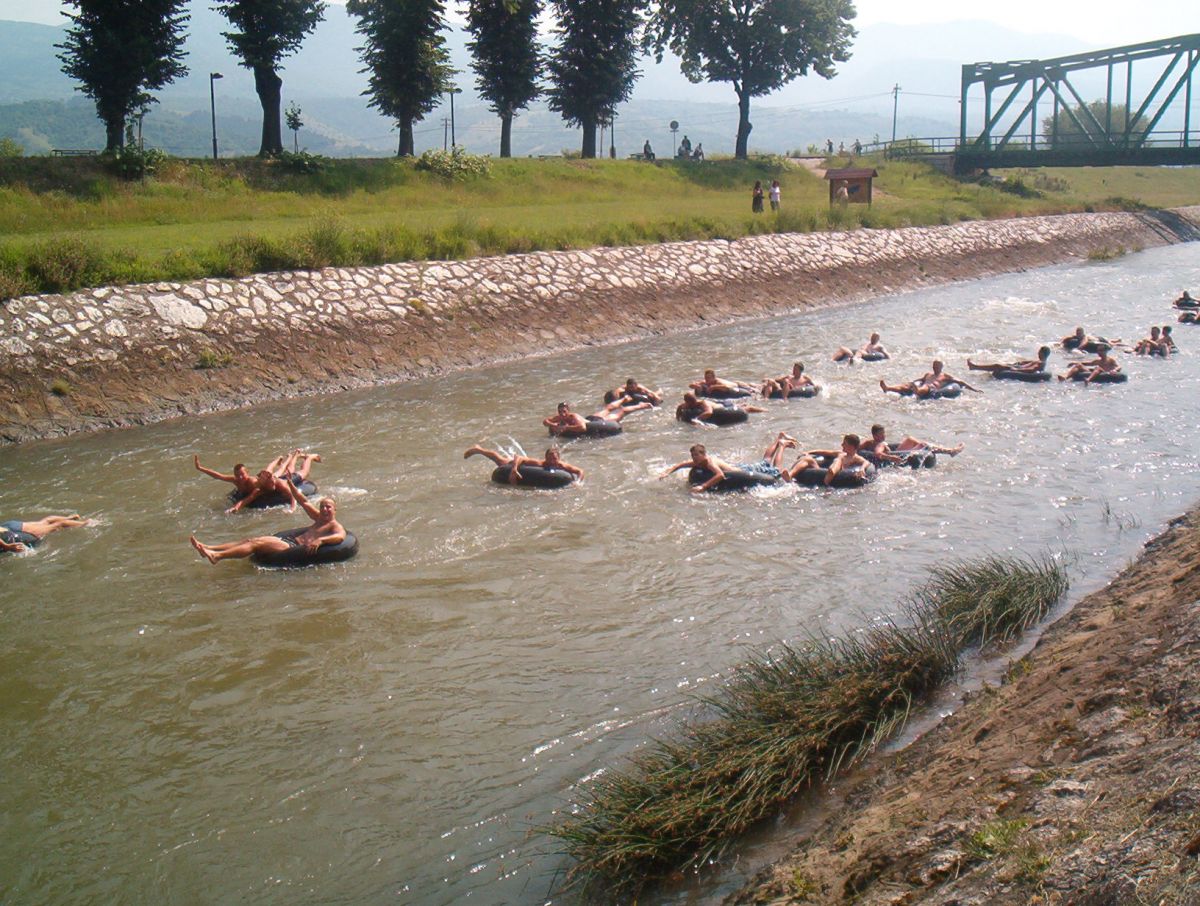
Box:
[551,554,1067,901]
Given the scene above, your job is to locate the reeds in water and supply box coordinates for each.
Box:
[551,554,1067,900]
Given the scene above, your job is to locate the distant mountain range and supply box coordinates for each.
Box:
[0,8,1120,157]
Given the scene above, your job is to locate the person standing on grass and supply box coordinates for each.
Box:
[642,140,655,161]
[769,180,781,212]
[752,180,765,213]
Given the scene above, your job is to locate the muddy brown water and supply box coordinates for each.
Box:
[2,243,1199,905]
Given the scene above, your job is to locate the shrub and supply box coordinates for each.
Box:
[0,137,23,158]
[50,378,72,396]
[23,237,103,294]
[195,348,233,369]
[414,147,492,180]
[274,150,328,175]
[105,142,168,181]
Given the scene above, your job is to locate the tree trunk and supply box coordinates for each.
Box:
[581,117,597,159]
[104,115,125,153]
[735,91,752,160]
[500,113,513,158]
[398,118,414,157]
[253,63,284,157]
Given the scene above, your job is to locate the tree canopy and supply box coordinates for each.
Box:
[466,0,543,158]
[348,0,452,157]
[215,0,326,156]
[57,0,189,152]
[1042,101,1148,147]
[546,0,644,159]
[646,0,855,158]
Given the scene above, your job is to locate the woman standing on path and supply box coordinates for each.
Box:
[752,181,764,213]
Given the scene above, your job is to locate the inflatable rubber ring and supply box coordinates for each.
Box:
[251,528,359,568]
[230,478,318,509]
[793,463,877,488]
[490,464,575,489]
[687,467,780,492]
[993,369,1052,382]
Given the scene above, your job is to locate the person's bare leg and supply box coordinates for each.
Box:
[463,445,509,466]
[880,380,912,395]
[294,454,321,481]
[1059,364,1082,381]
[897,436,963,456]
[832,347,854,362]
[784,456,819,480]
[191,535,288,563]
[967,360,1006,372]
[19,515,88,538]
[266,455,289,476]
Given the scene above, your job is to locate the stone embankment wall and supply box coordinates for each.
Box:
[2,209,1197,444]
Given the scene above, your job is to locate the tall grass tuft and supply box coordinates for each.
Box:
[552,553,1067,901]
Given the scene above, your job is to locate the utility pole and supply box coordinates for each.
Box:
[442,117,450,151]
[610,114,616,159]
[448,87,461,148]
[891,83,902,145]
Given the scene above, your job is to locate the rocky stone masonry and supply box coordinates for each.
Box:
[1,209,1196,443]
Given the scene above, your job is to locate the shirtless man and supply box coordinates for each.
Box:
[1174,290,1197,308]
[190,485,344,564]
[880,360,981,397]
[1061,326,1119,353]
[967,346,1052,373]
[857,424,963,464]
[784,434,870,486]
[1,514,88,552]
[1059,345,1122,383]
[464,444,584,483]
[1161,325,1177,353]
[1132,326,1169,356]
[604,379,662,405]
[675,391,766,425]
[832,332,889,363]
[543,399,652,437]
[658,434,793,492]
[195,450,320,496]
[689,369,755,397]
[760,362,815,398]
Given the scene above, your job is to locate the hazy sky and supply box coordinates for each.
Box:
[1,0,1195,48]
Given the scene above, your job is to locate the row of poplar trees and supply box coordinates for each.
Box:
[57,0,855,160]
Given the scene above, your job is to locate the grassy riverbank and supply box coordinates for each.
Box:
[551,555,1068,901]
[2,154,1196,300]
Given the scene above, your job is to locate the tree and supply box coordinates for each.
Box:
[57,0,189,152]
[1041,101,1147,148]
[646,0,855,159]
[546,0,643,159]
[216,0,326,157]
[285,101,304,151]
[466,0,542,158]
[347,0,452,157]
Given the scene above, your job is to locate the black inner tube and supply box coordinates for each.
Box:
[1,529,40,550]
[1071,370,1128,383]
[584,416,623,437]
[250,528,359,568]
[859,351,888,362]
[768,385,820,399]
[694,386,751,399]
[490,464,574,489]
[992,369,1052,383]
[687,467,779,492]
[230,476,317,509]
[603,389,656,405]
[793,463,877,488]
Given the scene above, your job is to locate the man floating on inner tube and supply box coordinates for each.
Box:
[689,369,757,398]
[1173,290,1197,309]
[1060,326,1120,354]
[658,434,794,492]
[760,361,818,398]
[967,346,1053,375]
[879,360,981,398]
[194,450,320,512]
[857,424,964,465]
[543,398,653,438]
[832,332,890,363]
[675,391,767,426]
[1058,345,1124,384]
[189,484,345,565]
[464,444,583,485]
[1131,326,1172,357]
[1,514,89,552]
[603,378,663,406]
[783,434,871,486]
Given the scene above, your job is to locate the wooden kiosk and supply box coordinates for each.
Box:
[824,167,878,206]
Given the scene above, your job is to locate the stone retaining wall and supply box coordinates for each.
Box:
[2,208,1197,444]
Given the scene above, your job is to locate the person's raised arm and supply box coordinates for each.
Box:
[292,482,321,521]
[194,455,235,483]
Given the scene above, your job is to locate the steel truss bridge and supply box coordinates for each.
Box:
[868,34,1200,173]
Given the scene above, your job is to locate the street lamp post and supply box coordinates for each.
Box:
[610,113,616,159]
[209,72,224,161]
[670,119,679,157]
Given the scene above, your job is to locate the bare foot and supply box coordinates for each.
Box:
[949,444,964,456]
[463,445,485,459]
[189,534,211,562]
[966,359,978,370]
[879,379,888,392]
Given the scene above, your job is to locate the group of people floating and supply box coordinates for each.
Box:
[5,290,1193,566]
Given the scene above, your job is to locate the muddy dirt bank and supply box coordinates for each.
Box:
[2,208,1198,445]
[729,509,1200,906]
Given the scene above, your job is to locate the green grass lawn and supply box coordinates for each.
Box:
[1,153,1196,300]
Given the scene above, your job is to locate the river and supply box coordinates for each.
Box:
[2,242,1199,904]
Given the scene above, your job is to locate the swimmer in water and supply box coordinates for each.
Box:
[1059,345,1122,383]
[967,346,1052,373]
[857,424,964,464]
[604,379,663,405]
[688,369,756,396]
[675,391,766,426]
[195,450,320,497]
[1132,326,1169,357]
[1,514,89,552]
[760,362,816,398]
[190,485,344,564]
[1061,326,1119,353]
[783,434,870,486]
[464,444,584,483]
[658,433,794,492]
[832,332,889,363]
[544,398,653,437]
[879,360,981,397]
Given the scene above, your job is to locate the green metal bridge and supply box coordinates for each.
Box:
[869,33,1200,173]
